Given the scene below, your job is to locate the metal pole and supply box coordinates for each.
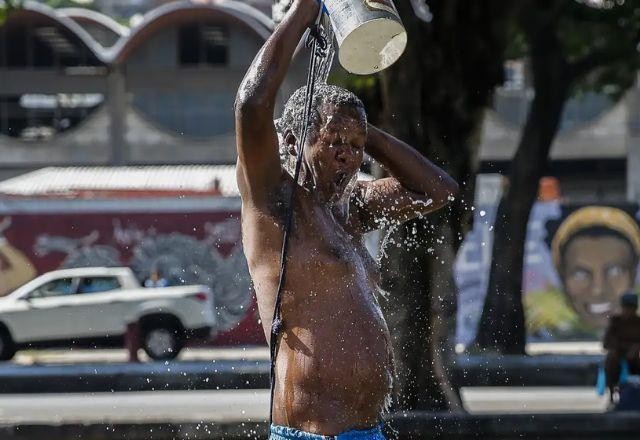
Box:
[107,66,128,165]
[627,74,640,203]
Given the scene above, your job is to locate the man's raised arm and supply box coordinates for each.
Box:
[234,0,319,205]
[352,124,459,233]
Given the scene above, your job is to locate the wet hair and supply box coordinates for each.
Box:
[277,84,365,138]
[276,84,366,174]
[560,226,639,272]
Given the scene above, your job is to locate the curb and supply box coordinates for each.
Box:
[3,412,640,440]
[0,360,270,393]
[0,354,602,393]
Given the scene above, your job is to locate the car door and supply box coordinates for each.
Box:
[9,277,81,344]
[64,276,128,339]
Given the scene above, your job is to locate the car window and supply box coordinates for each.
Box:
[77,277,121,294]
[30,278,77,298]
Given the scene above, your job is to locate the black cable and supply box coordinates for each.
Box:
[268,8,329,425]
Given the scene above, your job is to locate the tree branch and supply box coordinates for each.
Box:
[568,35,640,80]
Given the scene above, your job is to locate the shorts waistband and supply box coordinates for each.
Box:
[269,424,385,439]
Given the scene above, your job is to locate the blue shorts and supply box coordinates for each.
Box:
[269,424,385,439]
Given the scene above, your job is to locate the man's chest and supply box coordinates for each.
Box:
[242,201,377,284]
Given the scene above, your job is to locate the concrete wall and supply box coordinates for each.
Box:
[627,78,640,203]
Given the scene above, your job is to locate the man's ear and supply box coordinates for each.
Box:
[284,130,297,156]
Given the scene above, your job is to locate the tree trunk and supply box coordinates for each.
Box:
[475,10,571,354]
[377,0,514,411]
[378,34,454,410]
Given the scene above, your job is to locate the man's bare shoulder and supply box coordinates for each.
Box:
[237,163,291,222]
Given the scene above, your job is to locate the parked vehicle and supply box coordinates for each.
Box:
[0,267,215,361]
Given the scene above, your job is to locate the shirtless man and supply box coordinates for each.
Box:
[235,1,458,437]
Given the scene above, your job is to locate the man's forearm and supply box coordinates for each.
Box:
[236,0,317,112]
[365,124,459,200]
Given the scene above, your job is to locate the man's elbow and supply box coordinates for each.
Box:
[437,176,459,203]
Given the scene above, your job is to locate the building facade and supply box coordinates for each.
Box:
[478,60,636,204]
[0,0,303,180]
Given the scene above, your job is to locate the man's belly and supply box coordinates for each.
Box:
[272,287,393,431]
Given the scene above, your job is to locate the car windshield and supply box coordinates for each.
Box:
[30,278,77,298]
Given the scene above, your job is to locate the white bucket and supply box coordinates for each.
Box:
[323,0,407,75]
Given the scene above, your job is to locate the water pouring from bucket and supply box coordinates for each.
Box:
[273,0,407,75]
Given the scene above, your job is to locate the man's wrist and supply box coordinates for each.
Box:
[364,124,389,157]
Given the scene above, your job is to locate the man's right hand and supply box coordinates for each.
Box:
[273,0,293,24]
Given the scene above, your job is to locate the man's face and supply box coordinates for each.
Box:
[561,234,637,329]
[302,102,366,204]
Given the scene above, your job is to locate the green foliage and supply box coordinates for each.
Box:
[1,0,98,25]
[0,0,24,25]
[511,0,640,102]
[42,0,97,9]
[562,0,640,100]
[505,21,528,59]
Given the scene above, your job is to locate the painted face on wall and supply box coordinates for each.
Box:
[561,233,637,329]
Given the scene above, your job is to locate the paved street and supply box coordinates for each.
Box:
[461,387,608,414]
[0,390,268,424]
[0,387,608,424]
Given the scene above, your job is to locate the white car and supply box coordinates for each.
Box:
[0,267,215,361]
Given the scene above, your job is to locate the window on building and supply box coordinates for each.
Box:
[0,94,104,140]
[178,24,228,67]
[132,91,234,139]
[0,23,101,69]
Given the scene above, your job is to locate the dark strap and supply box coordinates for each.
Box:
[268,9,329,424]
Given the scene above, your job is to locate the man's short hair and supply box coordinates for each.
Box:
[276,84,365,140]
[275,84,365,175]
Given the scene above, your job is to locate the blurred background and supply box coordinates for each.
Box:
[0,0,640,438]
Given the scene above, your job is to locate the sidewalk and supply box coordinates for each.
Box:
[0,388,607,425]
[12,347,270,365]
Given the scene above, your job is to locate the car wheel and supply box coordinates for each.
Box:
[0,327,16,361]
[142,324,182,361]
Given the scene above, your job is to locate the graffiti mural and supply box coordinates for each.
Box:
[0,217,37,297]
[0,205,262,346]
[456,202,640,345]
